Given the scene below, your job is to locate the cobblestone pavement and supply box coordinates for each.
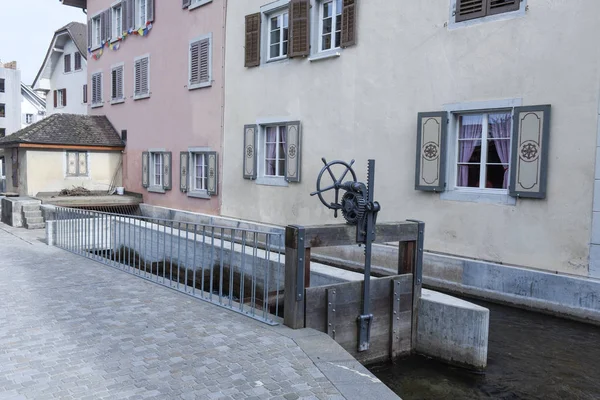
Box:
[0,224,348,400]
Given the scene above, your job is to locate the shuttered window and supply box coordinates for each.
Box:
[134,0,153,28]
[74,52,82,71]
[91,15,102,48]
[56,89,67,107]
[145,151,172,191]
[267,10,289,61]
[455,0,520,22]
[64,54,72,73]
[83,84,88,104]
[112,4,123,38]
[91,72,103,107]
[111,64,125,103]
[189,34,212,90]
[289,0,310,57]
[245,13,261,67]
[134,55,150,99]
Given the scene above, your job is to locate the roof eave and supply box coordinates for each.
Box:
[60,0,87,10]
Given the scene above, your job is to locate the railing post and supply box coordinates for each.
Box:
[284,225,306,329]
[407,219,425,351]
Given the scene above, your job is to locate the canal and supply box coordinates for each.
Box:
[369,296,600,400]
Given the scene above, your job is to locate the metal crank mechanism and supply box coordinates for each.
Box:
[310,158,381,352]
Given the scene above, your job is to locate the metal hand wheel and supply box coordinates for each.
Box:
[310,158,358,218]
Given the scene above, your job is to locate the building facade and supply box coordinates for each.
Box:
[68,0,225,214]
[222,0,600,282]
[0,62,22,138]
[21,84,47,129]
[32,22,88,116]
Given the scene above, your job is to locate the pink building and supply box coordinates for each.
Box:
[63,0,224,214]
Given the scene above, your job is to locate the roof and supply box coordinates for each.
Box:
[21,83,46,110]
[32,22,87,88]
[0,114,124,148]
[60,0,87,9]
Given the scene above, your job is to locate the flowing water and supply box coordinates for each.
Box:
[369,296,600,400]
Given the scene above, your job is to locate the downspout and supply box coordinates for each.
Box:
[219,0,228,215]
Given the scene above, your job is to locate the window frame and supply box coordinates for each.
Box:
[189,0,212,11]
[65,151,89,177]
[0,128,5,138]
[0,79,4,93]
[64,54,72,73]
[133,54,151,100]
[112,3,123,41]
[0,104,5,118]
[74,52,82,71]
[91,14,102,49]
[110,62,125,104]
[318,0,342,53]
[135,0,148,29]
[449,0,527,29]
[188,34,213,90]
[266,9,289,62]
[25,114,33,124]
[150,151,164,190]
[254,123,289,186]
[57,89,66,108]
[91,71,103,108]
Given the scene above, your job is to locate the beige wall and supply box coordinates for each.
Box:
[18,149,122,196]
[222,0,600,275]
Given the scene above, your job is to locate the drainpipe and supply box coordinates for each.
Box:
[219,0,228,215]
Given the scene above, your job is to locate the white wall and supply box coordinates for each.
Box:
[47,39,88,115]
[20,96,44,129]
[0,67,22,135]
[222,0,600,276]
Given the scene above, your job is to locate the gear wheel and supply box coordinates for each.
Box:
[341,191,366,225]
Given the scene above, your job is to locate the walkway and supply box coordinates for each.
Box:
[0,224,399,400]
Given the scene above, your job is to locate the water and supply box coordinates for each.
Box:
[369,296,600,400]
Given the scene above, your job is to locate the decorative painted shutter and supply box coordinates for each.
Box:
[180,152,189,192]
[147,0,154,23]
[53,90,57,108]
[78,152,88,175]
[142,151,149,188]
[67,152,77,175]
[289,0,310,58]
[487,0,519,16]
[455,0,486,22]
[183,0,191,9]
[207,152,218,195]
[509,105,551,199]
[88,19,92,48]
[340,0,357,48]
[63,89,67,107]
[285,122,301,183]
[163,152,172,190]
[415,112,447,192]
[243,124,258,180]
[244,13,261,68]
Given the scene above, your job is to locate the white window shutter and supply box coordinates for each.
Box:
[147,0,154,23]
[206,152,218,195]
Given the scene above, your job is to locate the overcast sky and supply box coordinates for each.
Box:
[0,1,87,85]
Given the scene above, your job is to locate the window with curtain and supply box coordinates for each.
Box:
[152,152,163,186]
[264,125,287,177]
[456,112,511,190]
[193,153,208,191]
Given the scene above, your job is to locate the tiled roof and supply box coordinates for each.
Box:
[0,114,124,148]
[58,22,87,58]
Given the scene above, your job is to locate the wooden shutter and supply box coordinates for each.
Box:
[63,89,67,107]
[285,122,301,183]
[415,112,447,192]
[180,152,189,192]
[147,0,154,23]
[243,124,258,180]
[509,105,551,199]
[190,37,211,86]
[142,151,149,188]
[53,90,57,108]
[163,152,172,190]
[340,0,357,48]
[487,0,519,16]
[83,84,87,103]
[183,0,191,9]
[78,152,88,175]
[64,54,71,73]
[244,13,261,68]
[289,0,310,58]
[87,19,92,48]
[11,148,18,188]
[455,0,486,22]
[206,152,218,196]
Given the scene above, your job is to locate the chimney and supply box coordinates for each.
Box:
[3,61,17,70]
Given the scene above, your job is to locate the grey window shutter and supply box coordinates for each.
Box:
[285,121,301,183]
[125,0,135,31]
[183,0,191,9]
[100,10,107,42]
[88,19,92,48]
[135,57,149,96]
[243,124,258,180]
[487,0,519,16]
[245,13,261,68]
[180,151,189,192]
[509,105,551,199]
[163,152,172,190]
[105,9,112,41]
[142,151,149,188]
[340,0,357,48]
[147,0,154,23]
[415,112,447,192]
[455,0,486,22]
[190,38,211,86]
[121,1,128,33]
[207,152,218,196]
[289,0,310,58]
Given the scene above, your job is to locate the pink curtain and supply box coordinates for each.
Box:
[458,115,483,187]
[489,113,511,189]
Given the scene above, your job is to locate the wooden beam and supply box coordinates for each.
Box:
[16,143,124,151]
[287,222,419,249]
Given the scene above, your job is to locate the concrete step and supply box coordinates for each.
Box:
[25,216,44,224]
[22,204,41,212]
[26,222,45,230]
[23,210,42,219]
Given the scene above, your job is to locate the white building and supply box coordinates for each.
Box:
[32,22,88,116]
[20,84,46,129]
[0,62,22,138]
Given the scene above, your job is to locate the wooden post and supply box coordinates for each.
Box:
[304,248,311,288]
[398,241,415,275]
[284,225,306,329]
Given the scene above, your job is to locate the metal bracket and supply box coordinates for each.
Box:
[357,314,373,352]
[327,288,336,340]
[296,226,305,302]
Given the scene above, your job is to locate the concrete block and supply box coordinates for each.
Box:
[26,223,45,230]
[590,244,600,279]
[1,197,40,228]
[592,211,600,245]
[416,289,489,370]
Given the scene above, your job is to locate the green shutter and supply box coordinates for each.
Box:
[415,112,447,192]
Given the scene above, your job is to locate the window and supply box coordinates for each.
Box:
[91,72,103,107]
[319,0,342,52]
[454,0,521,23]
[455,112,512,190]
[25,114,33,124]
[189,0,212,9]
[55,89,67,108]
[0,79,4,93]
[92,15,102,48]
[0,104,5,118]
[192,153,208,191]
[135,0,148,28]
[264,125,287,178]
[189,35,212,90]
[0,128,5,138]
[268,10,289,60]
[112,4,123,38]
[74,52,82,71]
[64,54,72,73]
[83,84,88,104]
[111,64,124,103]
[134,55,150,99]
[66,151,89,177]
[152,152,163,187]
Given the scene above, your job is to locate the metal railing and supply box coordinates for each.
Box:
[51,206,285,325]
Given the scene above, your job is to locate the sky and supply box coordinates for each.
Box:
[0,1,87,85]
